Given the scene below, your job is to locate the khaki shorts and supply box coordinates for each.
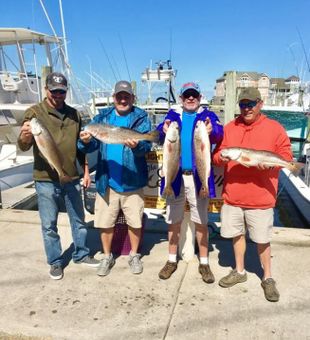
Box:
[165,174,209,225]
[220,203,274,243]
[94,187,144,229]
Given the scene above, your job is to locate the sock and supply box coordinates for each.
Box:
[237,269,246,275]
[130,251,137,256]
[105,253,112,258]
[200,257,209,265]
[168,254,177,262]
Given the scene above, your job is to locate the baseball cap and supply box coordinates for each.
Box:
[114,80,133,95]
[46,72,68,91]
[180,82,201,96]
[238,87,261,101]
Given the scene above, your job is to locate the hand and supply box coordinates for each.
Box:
[219,154,230,163]
[124,138,138,148]
[19,121,33,144]
[82,172,91,188]
[256,163,272,170]
[80,131,92,144]
[163,119,171,134]
[205,118,212,135]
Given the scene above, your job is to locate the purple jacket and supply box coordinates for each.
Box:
[157,107,223,198]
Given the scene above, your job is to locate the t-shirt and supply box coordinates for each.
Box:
[181,111,196,170]
[107,109,130,192]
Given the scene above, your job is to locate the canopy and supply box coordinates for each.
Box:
[0,28,62,46]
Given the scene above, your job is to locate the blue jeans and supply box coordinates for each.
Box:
[35,180,89,266]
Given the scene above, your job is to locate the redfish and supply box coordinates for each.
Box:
[84,123,159,144]
[220,147,304,174]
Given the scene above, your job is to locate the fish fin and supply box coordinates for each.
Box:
[146,130,160,143]
[200,142,205,152]
[163,185,174,198]
[199,187,209,198]
[286,162,304,175]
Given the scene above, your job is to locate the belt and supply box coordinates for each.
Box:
[182,170,193,175]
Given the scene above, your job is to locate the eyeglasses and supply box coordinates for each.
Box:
[182,90,200,99]
[50,89,67,95]
[239,101,257,109]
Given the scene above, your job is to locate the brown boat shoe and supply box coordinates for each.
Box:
[261,278,280,302]
[158,261,177,280]
[199,264,215,284]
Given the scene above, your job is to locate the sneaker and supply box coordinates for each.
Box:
[97,255,115,276]
[158,261,177,280]
[199,264,215,284]
[261,278,280,302]
[75,255,100,268]
[128,253,143,274]
[49,264,63,280]
[219,269,247,288]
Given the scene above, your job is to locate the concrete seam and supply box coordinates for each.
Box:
[162,262,188,340]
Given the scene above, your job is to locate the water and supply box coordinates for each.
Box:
[262,110,308,158]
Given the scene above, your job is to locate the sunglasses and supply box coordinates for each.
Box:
[182,90,200,99]
[239,101,257,109]
[50,89,67,95]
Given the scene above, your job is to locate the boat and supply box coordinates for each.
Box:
[0,28,95,193]
[262,107,310,224]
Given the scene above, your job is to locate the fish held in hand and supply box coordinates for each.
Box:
[84,123,159,144]
[194,120,211,198]
[162,121,181,197]
[220,147,304,174]
[30,118,71,183]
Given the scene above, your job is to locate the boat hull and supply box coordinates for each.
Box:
[279,168,310,224]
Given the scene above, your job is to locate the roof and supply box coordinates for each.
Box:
[216,71,269,82]
[0,28,62,45]
[285,75,300,82]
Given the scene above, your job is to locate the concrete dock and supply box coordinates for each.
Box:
[0,209,310,340]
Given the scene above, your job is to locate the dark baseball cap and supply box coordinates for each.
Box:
[46,72,68,91]
[238,87,261,101]
[114,80,133,95]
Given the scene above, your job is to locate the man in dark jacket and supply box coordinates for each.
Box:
[18,72,99,280]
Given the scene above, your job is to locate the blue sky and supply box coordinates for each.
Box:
[1,0,310,100]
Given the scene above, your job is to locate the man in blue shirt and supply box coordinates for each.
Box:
[157,82,223,283]
[79,81,152,276]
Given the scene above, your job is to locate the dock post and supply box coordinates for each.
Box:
[224,71,237,124]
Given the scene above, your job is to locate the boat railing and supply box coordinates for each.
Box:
[305,147,310,186]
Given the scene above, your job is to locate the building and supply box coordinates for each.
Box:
[213,71,300,106]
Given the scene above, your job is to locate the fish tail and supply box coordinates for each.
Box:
[146,130,160,143]
[163,185,174,197]
[199,187,209,198]
[286,161,304,175]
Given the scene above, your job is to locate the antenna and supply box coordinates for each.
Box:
[98,38,118,82]
[296,27,310,74]
[118,33,131,82]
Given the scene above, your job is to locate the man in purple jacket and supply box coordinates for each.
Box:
[157,82,223,283]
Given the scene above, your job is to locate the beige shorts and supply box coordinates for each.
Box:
[165,174,209,225]
[94,187,144,229]
[220,203,274,243]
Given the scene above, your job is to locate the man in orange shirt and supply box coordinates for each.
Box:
[213,88,293,302]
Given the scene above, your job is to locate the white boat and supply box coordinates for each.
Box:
[0,28,95,193]
[279,147,310,224]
